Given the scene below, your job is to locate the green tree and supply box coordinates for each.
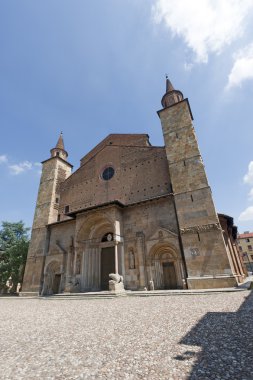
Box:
[0,221,30,293]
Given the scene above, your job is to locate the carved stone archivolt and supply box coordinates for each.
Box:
[180,223,221,235]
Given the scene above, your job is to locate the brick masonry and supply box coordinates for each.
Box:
[22,82,245,295]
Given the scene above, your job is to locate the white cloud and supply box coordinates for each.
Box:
[152,0,253,63]
[34,162,42,175]
[243,161,253,185]
[9,161,33,175]
[238,161,253,221]
[239,206,253,221]
[0,154,42,175]
[183,62,193,72]
[226,43,253,89]
[0,155,7,164]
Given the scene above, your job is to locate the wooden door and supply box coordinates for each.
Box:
[52,274,61,294]
[163,262,177,289]
[100,247,115,290]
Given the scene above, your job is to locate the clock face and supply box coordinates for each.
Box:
[102,166,115,181]
[107,233,113,242]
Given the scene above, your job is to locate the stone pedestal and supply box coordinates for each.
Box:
[109,281,125,293]
[109,273,126,293]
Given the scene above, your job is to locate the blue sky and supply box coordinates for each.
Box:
[1,0,253,233]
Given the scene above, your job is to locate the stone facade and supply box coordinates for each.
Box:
[22,80,244,295]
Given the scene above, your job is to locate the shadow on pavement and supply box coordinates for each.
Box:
[175,291,253,380]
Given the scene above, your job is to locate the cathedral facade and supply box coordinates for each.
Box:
[22,80,244,295]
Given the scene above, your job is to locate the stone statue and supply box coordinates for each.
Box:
[6,277,13,293]
[109,273,125,292]
[149,280,154,291]
[16,283,21,293]
[129,249,135,269]
[109,273,123,283]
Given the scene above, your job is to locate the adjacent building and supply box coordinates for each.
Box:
[238,231,253,272]
[22,79,245,295]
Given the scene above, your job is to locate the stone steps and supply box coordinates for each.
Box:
[40,287,248,300]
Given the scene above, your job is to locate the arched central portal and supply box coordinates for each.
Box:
[150,243,182,290]
[100,247,115,290]
[162,262,177,289]
[76,215,124,292]
[100,232,116,290]
[42,260,62,295]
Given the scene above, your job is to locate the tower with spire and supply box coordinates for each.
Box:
[22,133,72,294]
[158,78,237,288]
[50,132,68,160]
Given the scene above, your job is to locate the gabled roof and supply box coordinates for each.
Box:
[80,133,151,166]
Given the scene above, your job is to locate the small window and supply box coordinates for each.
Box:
[65,205,69,214]
[246,238,250,242]
[251,255,253,260]
[56,152,60,156]
[57,215,60,222]
[55,197,59,203]
[248,245,252,251]
[239,246,242,251]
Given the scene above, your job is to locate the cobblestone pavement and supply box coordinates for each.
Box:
[0,291,252,380]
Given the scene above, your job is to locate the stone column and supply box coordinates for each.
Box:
[136,232,147,289]
[83,249,89,289]
[115,243,119,274]
[90,247,99,290]
[94,247,100,290]
[64,244,74,293]
[87,249,91,289]
[66,246,73,277]
[98,247,101,289]
[73,246,78,275]
[118,244,125,278]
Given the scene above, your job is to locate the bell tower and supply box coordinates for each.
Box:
[158,78,237,288]
[22,133,73,295]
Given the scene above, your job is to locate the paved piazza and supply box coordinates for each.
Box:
[0,291,252,380]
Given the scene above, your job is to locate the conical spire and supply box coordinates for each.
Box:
[55,132,65,150]
[161,76,184,108]
[166,76,175,92]
[50,132,68,160]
